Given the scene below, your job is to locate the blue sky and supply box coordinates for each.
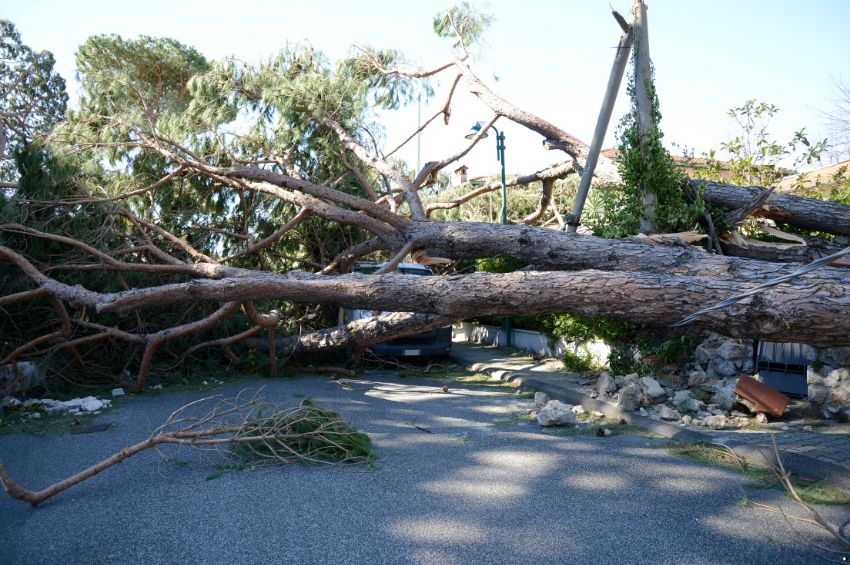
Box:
[5,0,849,177]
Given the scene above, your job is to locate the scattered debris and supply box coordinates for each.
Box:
[616,383,641,411]
[536,400,577,427]
[409,421,433,434]
[534,392,549,409]
[3,395,112,419]
[734,375,789,417]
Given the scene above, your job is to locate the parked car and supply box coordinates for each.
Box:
[341,262,452,358]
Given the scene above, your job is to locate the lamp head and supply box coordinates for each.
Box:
[464,121,488,140]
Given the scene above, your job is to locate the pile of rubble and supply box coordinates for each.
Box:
[589,370,763,430]
[1,391,119,421]
[807,365,850,420]
[525,333,850,431]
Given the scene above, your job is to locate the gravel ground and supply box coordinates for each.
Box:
[1,371,848,564]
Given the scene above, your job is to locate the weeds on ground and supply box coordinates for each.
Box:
[0,411,97,436]
[665,442,850,506]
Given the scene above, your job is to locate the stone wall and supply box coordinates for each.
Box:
[452,322,610,366]
[807,365,850,419]
[692,333,753,379]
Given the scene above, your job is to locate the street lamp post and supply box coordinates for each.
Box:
[466,121,511,347]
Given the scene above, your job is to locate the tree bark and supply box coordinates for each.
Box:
[699,180,850,236]
[87,269,850,347]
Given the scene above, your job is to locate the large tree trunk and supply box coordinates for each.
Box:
[405,221,850,284]
[86,269,850,347]
[699,180,850,236]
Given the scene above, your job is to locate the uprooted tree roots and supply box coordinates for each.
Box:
[0,389,374,507]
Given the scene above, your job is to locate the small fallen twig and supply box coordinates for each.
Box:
[747,434,850,562]
[0,389,373,507]
[408,421,433,434]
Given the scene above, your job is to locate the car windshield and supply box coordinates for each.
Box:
[353,265,431,276]
[398,267,430,276]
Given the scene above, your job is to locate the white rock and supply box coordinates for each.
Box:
[112,388,125,397]
[79,397,105,412]
[534,392,549,409]
[617,384,642,412]
[673,390,693,404]
[571,405,586,415]
[659,406,681,421]
[591,410,605,418]
[711,391,735,411]
[680,415,693,426]
[716,341,748,360]
[824,370,842,388]
[639,407,648,417]
[639,377,666,402]
[536,400,577,427]
[152,384,163,390]
[714,360,738,378]
[28,412,42,419]
[807,366,825,385]
[755,413,768,424]
[706,415,727,430]
[615,373,639,388]
[688,370,707,386]
[803,425,813,432]
[808,384,829,405]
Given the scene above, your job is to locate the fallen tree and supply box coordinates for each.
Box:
[699,180,850,237]
[2,3,848,392]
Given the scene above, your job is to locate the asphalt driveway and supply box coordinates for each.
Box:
[1,371,847,564]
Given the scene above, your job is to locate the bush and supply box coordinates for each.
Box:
[562,348,596,372]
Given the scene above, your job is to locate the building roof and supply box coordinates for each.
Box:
[777,159,850,193]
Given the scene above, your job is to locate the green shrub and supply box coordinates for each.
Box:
[562,348,596,372]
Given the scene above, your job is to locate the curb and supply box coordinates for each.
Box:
[452,353,850,491]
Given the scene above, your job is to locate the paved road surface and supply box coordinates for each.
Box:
[1,372,847,564]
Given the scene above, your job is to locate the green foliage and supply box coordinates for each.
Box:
[695,100,827,188]
[608,344,642,375]
[542,313,637,346]
[433,2,493,56]
[424,177,579,224]
[645,334,699,365]
[561,348,596,372]
[586,56,701,238]
[231,400,375,465]
[340,47,433,110]
[0,20,67,182]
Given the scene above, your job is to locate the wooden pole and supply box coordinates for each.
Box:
[633,0,657,234]
[567,13,634,233]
